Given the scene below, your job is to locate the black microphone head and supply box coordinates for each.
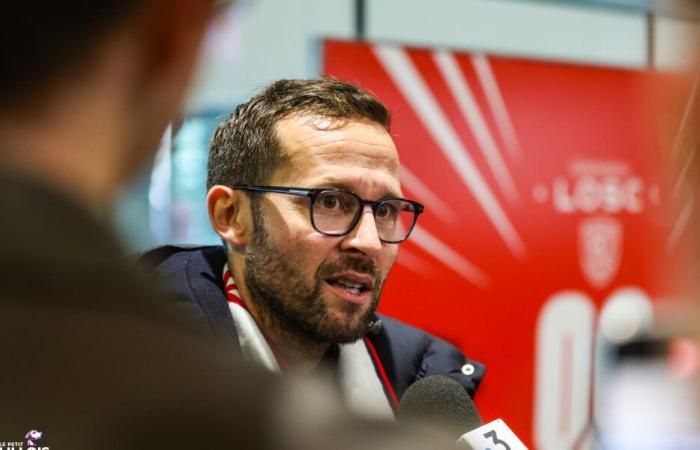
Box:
[398,375,482,433]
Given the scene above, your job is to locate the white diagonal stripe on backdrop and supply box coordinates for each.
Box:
[410,225,490,288]
[401,165,459,225]
[472,54,523,160]
[672,150,695,200]
[667,194,694,252]
[395,248,438,279]
[374,45,527,260]
[670,76,699,162]
[434,50,519,202]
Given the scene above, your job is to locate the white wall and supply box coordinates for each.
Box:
[366,0,648,68]
[189,0,356,112]
[186,0,698,113]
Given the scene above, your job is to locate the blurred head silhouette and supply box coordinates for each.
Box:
[0,0,222,208]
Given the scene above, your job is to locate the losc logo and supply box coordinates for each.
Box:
[578,216,622,290]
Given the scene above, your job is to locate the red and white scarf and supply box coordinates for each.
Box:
[223,264,397,419]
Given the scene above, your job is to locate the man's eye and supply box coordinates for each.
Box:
[376,202,396,218]
[320,195,340,209]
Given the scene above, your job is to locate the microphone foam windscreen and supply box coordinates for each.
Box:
[398,375,482,432]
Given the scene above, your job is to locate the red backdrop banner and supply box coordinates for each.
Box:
[323,39,691,448]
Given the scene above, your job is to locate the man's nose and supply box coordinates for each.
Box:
[340,205,383,254]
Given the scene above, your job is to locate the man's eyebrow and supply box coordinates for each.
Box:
[310,179,402,198]
[310,180,352,190]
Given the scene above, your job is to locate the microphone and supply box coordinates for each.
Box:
[366,318,383,335]
[399,375,482,432]
[398,375,528,449]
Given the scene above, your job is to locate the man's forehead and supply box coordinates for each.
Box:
[273,114,399,172]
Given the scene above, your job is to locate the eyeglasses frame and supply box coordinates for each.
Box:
[231,184,424,244]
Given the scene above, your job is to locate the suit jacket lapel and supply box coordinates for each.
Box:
[185,246,241,349]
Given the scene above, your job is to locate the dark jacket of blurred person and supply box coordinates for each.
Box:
[0,2,455,449]
[0,171,283,447]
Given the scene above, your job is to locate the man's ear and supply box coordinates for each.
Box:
[207,185,251,248]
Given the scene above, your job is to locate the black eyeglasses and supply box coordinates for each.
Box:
[233,184,424,244]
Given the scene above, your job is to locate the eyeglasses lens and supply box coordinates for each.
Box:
[312,191,416,242]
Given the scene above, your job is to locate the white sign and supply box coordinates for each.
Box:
[457,419,529,450]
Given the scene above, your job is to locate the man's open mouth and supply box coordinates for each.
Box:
[327,278,368,295]
[325,271,375,297]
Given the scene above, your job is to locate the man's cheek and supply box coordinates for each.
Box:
[383,249,399,274]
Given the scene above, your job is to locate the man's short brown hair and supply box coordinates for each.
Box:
[207,78,391,190]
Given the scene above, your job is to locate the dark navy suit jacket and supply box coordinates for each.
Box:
[137,245,486,403]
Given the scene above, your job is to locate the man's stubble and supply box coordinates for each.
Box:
[243,201,384,344]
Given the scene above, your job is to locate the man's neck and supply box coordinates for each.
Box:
[256,312,330,374]
[230,262,330,374]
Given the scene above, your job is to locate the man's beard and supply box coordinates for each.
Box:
[244,207,383,344]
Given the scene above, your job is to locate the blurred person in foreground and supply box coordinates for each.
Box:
[0,3,452,449]
[139,78,485,418]
[0,0,269,446]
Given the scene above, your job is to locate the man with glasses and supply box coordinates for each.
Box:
[142,78,484,416]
